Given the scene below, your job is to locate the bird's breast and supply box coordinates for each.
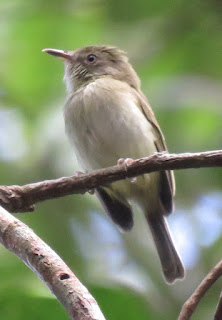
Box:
[64,78,156,171]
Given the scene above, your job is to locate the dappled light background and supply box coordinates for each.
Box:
[0,1,222,319]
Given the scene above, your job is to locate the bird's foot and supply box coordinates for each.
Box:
[117,158,134,166]
[75,170,87,177]
[117,158,137,183]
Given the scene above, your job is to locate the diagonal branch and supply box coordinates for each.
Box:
[178,260,222,320]
[1,150,222,213]
[214,292,222,320]
[0,206,106,320]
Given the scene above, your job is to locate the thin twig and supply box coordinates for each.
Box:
[178,260,222,320]
[0,206,106,320]
[214,292,222,320]
[1,150,222,213]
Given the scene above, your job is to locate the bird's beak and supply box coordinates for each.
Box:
[42,48,72,61]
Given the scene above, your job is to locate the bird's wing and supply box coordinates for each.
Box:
[133,88,175,215]
[96,187,134,231]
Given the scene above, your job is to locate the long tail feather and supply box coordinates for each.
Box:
[146,212,185,283]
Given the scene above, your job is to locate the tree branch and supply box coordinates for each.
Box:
[1,150,222,213]
[178,260,222,320]
[0,206,106,320]
[214,292,222,320]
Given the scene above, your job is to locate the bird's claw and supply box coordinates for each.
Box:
[74,170,87,177]
[117,158,136,183]
[117,157,134,167]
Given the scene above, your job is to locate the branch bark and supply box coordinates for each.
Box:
[214,292,222,320]
[1,150,222,213]
[0,206,106,320]
[178,260,222,320]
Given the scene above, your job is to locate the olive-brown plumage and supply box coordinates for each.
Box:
[43,45,185,283]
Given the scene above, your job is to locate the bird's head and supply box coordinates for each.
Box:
[43,45,140,93]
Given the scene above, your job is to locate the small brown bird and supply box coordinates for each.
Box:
[43,45,185,283]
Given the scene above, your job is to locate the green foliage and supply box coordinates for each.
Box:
[91,286,159,320]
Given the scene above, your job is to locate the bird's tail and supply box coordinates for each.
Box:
[146,211,185,284]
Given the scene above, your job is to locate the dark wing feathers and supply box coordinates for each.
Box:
[134,89,175,216]
[96,187,134,231]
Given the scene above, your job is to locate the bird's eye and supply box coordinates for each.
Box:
[87,54,97,63]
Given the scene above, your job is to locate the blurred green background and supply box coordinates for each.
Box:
[0,0,222,319]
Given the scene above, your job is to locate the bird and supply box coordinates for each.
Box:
[43,45,185,283]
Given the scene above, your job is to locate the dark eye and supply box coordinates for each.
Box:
[87,54,97,63]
